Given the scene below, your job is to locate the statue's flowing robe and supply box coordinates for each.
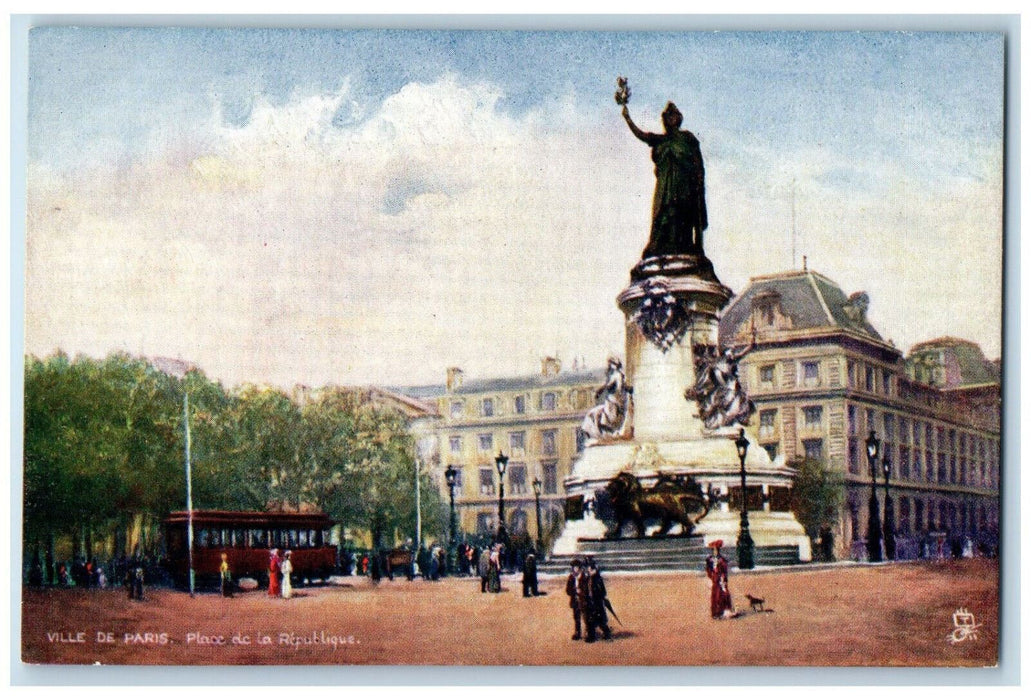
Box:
[642,129,707,258]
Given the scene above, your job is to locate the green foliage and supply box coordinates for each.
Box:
[788,457,846,540]
[23,351,436,558]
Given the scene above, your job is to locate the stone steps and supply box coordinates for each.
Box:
[539,537,800,574]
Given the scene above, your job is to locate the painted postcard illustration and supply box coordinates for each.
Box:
[21,27,1002,667]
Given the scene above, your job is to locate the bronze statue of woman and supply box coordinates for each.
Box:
[622,102,708,259]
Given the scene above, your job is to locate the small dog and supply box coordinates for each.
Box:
[745,593,765,612]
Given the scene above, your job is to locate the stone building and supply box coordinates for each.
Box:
[413,358,605,544]
[719,268,1000,559]
[400,269,1000,560]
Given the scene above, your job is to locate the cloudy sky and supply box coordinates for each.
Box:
[24,28,1004,389]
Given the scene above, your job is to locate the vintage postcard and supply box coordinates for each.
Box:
[18,24,1005,671]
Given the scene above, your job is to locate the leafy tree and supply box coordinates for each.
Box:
[789,457,846,541]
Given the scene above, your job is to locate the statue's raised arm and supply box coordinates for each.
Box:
[616,78,709,260]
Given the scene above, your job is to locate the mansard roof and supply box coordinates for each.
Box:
[720,269,885,343]
[448,367,607,395]
[907,336,1001,389]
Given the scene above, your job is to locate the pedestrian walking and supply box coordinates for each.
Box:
[487,544,502,593]
[219,553,233,597]
[705,540,734,619]
[584,558,612,642]
[281,551,294,599]
[565,558,586,640]
[268,549,282,598]
[478,547,491,593]
[522,552,539,597]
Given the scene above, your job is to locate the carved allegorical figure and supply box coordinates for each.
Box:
[581,357,633,442]
[617,77,708,259]
[686,340,757,429]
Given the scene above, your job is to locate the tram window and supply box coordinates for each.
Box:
[222,529,231,546]
[321,529,330,546]
[250,529,267,547]
[234,529,246,547]
[299,530,309,547]
[198,529,211,547]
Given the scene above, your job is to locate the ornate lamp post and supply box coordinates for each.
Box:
[866,430,883,563]
[735,429,755,570]
[444,465,458,573]
[532,475,544,553]
[882,456,896,561]
[495,451,509,545]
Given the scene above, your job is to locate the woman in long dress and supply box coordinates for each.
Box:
[267,549,281,598]
[705,540,734,619]
[281,551,294,599]
[487,545,502,593]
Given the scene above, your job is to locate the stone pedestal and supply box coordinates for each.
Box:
[553,254,812,567]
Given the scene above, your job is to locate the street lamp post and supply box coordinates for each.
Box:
[532,475,544,553]
[882,456,896,561]
[445,465,458,573]
[735,429,755,570]
[866,430,883,563]
[495,451,509,546]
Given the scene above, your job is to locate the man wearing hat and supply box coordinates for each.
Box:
[584,558,612,642]
[565,558,587,640]
[705,540,734,618]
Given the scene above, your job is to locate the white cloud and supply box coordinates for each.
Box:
[25,73,1004,390]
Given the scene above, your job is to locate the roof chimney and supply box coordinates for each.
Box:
[446,367,464,392]
[540,356,562,377]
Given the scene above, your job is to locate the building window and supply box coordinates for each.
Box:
[541,429,557,455]
[938,453,947,483]
[865,366,875,392]
[848,437,859,474]
[883,413,895,443]
[450,467,464,489]
[476,512,493,534]
[541,392,557,412]
[479,468,495,496]
[514,395,526,414]
[478,433,493,451]
[759,365,775,388]
[847,360,856,388]
[881,370,891,395]
[509,431,525,451]
[866,409,877,434]
[450,401,464,418]
[802,439,824,461]
[543,462,558,494]
[802,361,820,387]
[899,497,911,535]
[914,499,924,532]
[802,405,823,429]
[762,443,778,461]
[759,409,777,438]
[847,404,857,435]
[509,463,528,495]
[449,436,462,453]
[899,446,910,479]
[482,398,494,417]
[912,449,922,481]
[925,450,933,482]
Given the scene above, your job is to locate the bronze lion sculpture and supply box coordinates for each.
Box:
[599,471,710,539]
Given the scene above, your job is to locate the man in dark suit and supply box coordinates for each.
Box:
[565,559,586,640]
[522,551,539,597]
[584,558,612,642]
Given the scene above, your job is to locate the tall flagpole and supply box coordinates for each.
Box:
[184,390,195,596]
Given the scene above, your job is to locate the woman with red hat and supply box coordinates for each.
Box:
[705,540,734,619]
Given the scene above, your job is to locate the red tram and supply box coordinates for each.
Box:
[163,510,337,588]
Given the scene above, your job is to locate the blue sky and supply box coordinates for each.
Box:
[25,28,1004,387]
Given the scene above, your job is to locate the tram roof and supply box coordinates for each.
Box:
[163,510,335,527]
